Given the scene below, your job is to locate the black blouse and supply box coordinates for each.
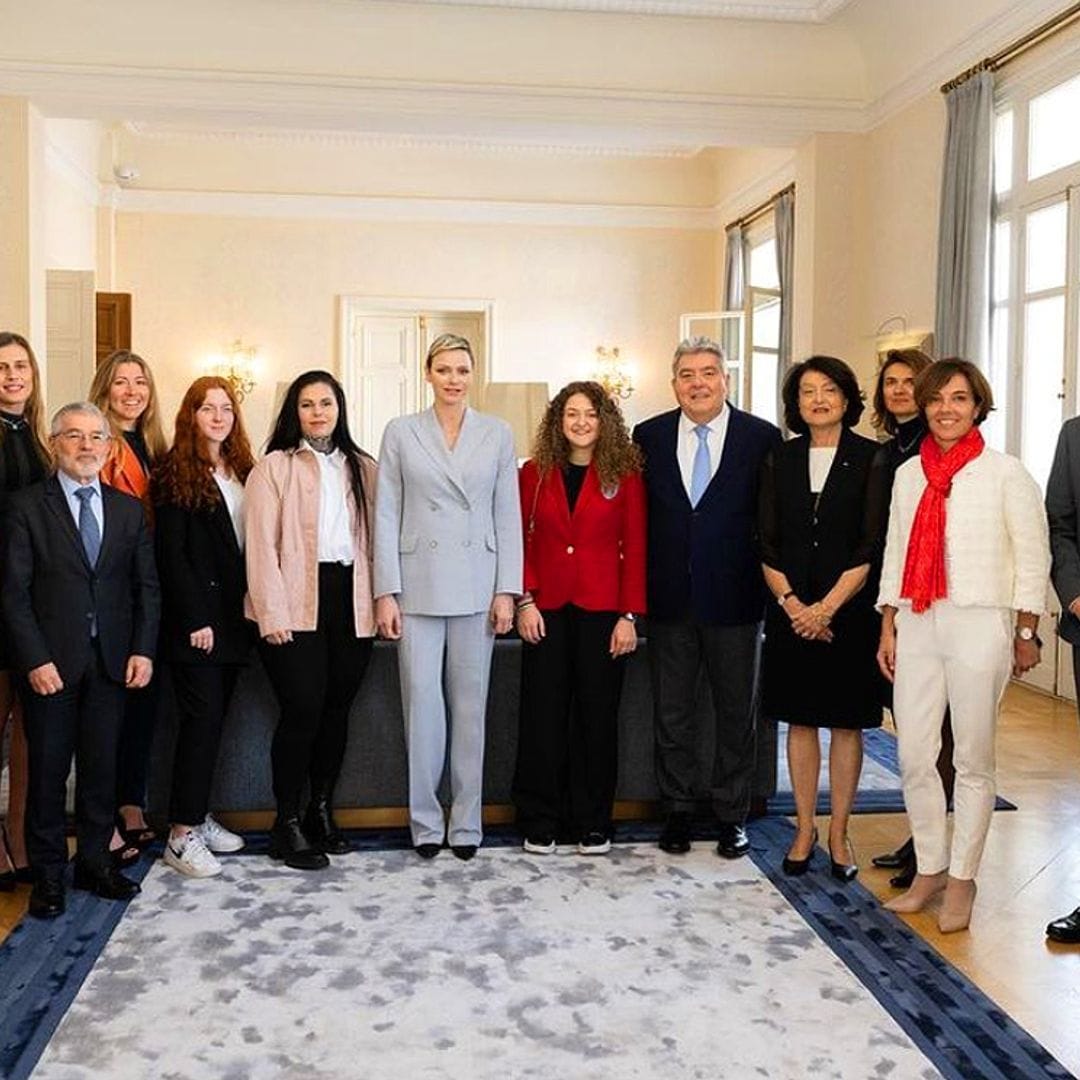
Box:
[562,463,588,514]
[0,412,48,509]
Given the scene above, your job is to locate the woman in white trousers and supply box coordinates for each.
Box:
[877,359,1049,933]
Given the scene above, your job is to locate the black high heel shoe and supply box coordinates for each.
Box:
[782,827,818,876]
[830,837,858,883]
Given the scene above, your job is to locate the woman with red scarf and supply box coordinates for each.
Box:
[877,359,1049,933]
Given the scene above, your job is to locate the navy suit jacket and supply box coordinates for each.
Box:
[633,406,782,625]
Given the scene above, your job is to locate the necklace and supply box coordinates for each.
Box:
[894,421,923,457]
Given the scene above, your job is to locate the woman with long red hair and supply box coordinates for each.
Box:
[152,376,256,877]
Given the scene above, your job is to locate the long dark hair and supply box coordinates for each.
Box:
[266,370,371,525]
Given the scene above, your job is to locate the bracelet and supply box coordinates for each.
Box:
[516,599,536,613]
[777,590,794,607]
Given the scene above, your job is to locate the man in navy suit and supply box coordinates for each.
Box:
[633,338,781,857]
[1,402,159,918]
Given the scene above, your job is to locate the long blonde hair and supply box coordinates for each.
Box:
[88,349,168,462]
[0,331,50,463]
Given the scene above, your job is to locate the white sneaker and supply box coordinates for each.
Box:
[523,836,556,855]
[163,830,222,878]
[578,832,612,855]
[197,814,245,853]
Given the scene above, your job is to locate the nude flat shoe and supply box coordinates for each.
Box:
[937,878,977,934]
[883,871,948,914]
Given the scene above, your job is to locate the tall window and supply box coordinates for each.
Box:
[992,61,1080,490]
[745,225,781,427]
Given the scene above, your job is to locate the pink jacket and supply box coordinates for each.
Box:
[244,446,377,637]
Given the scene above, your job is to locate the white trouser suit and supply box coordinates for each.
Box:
[878,447,1050,881]
[373,408,523,847]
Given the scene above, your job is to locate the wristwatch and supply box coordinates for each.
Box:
[621,612,637,623]
[1015,626,1042,646]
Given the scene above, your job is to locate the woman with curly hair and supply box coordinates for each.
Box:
[89,349,168,857]
[152,376,256,877]
[0,331,51,889]
[512,381,646,855]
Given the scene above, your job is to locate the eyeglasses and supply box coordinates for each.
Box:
[55,430,109,445]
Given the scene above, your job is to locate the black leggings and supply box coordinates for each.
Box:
[259,563,373,816]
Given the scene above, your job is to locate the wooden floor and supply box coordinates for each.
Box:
[2,683,1079,1074]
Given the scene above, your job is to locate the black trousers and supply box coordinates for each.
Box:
[168,664,242,826]
[115,674,159,808]
[648,617,762,823]
[513,605,626,838]
[23,643,125,877]
[258,563,373,817]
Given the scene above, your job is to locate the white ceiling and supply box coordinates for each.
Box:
[386,0,853,21]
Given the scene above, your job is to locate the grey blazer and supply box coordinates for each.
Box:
[1047,416,1080,645]
[374,407,523,615]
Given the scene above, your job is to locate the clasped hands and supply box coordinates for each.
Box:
[784,596,834,642]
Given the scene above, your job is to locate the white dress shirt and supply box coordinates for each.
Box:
[213,470,246,551]
[808,447,837,494]
[677,404,730,501]
[57,471,104,535]
[306,442,354,565]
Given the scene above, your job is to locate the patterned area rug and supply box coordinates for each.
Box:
[22,843,945,1080]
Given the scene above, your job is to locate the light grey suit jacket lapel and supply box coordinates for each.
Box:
[413,407,473,507]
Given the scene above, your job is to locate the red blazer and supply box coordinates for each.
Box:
[519,459,646,615]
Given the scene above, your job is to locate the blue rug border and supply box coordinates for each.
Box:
[2,820,1066,1080]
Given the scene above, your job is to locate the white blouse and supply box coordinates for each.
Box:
[213,471,246,551]
[808,446,837,494]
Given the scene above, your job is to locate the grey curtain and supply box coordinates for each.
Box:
[774,189,795,425]
[722,223,745,377]
[935,70,994,366]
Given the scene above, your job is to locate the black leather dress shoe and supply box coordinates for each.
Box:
[414,843,441,859]
[29,877,65,918]
[659,812,692,854]
[303,797,352,855]
[269,817,330,871]
[889,860,917,889]
[451,845,477,861]
[72,864,141,900]
[872,837,915,870]
[1046,906,1080,944]
[716,823,750,859]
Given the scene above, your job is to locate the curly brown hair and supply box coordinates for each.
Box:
[530,381,641,489]
[152,376,255,512]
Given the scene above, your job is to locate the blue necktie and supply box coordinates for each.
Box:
[74,486,101,566]
[690,424,711,506]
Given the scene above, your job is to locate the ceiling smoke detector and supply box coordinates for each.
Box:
[113,164,140,185]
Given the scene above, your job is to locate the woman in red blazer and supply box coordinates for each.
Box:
[513,381,646,855]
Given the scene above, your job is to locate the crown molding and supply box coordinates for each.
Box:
[107,186,724,230]
[0,61,864,153]
[713,158,797,226]
[379,0,852,21]
[121,121,702,158]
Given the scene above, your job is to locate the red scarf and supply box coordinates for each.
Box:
[900,426,985,613]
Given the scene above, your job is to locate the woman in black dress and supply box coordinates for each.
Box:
[758,355,888,881]
[0,331,50,889]
[866,348,955,888]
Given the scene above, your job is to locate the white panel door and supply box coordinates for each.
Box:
[343,313,418,456]
[45,269,95,409]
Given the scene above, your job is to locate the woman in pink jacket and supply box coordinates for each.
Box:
[245,371,377,871]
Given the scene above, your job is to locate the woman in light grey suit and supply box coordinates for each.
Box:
[374,333,523,860]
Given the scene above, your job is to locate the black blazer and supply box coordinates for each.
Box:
[758,428,889,608]
[633,405,782,625]
[1047,416,1080,646]
[0,476,160,684]
[154,497,253,665]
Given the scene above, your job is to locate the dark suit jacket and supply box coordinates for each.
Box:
[154,496,253,665]
[0,475,160,684]
[633,406,782,625]
[758,427,889,608]
[1047,416,1080,645]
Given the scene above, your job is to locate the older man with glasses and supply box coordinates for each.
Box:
[1,402,159,918]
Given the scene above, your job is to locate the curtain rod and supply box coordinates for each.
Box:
[726,182,795,232]
[941,1,1080,94]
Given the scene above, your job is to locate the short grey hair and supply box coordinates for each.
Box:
[672,336,726,375]
[50,401,108,436]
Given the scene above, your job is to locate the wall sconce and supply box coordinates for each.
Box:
[207,339,259,402]
[594,346,634,401]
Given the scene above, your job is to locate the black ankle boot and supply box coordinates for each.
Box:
[269,816,329,871]
[303,793,352,855]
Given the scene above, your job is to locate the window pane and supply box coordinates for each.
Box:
[1022,295,1065,491]
[994,109,1013,197]
[749,238,779,290]
[750,352,778,426]
[1025,201,1067,294]
[727,360,743,408]
[993,220,1010,304]
[751,293,780,350]
[983,305,1009,451]
[1029,73,1080,180]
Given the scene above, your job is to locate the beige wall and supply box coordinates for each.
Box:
[114,212,716,442]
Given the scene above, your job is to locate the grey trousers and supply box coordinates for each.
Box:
[648,617,763,822]
[398,611,495,846]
